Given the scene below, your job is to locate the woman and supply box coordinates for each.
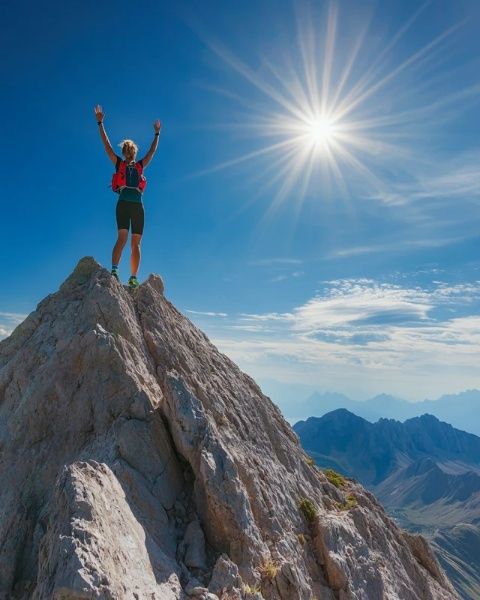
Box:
[94,104,161,288]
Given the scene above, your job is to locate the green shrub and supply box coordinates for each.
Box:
[323,468,346,488]
[298,497,318,523]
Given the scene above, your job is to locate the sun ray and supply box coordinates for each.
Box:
[332,1,432,119]
[295,2,319,116]
[330,16,371,109]
[335,22,463,122]
[190,136,301,178]
[321,2,338,116]
[206,38,309,123]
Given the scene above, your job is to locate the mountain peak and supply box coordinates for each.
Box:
[317,407,369,423]
[0,258,458,599]
[59,255,165,296]
[406,413,442,425]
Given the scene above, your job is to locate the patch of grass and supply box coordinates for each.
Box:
[258,558,279,580]
[323,468,346,488]
[217,413,228,426]
[335,494,358,511]
[242,583,263,597]
[297,532,306,545]
[344,494,357,509]
[305,455,315,467]
[298,497,318,523]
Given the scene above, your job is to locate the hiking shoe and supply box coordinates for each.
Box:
[111,269,119,281]
[128,276,139,289]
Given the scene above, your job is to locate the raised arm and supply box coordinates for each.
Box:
[141,119,162,168]
[94,105,118,166]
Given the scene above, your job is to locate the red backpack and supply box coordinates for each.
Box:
[112,160,147,194]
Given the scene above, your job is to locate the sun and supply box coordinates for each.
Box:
[304,117,337,149]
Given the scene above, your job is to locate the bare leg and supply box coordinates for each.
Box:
[112,229,128,265]
[130,234,142,277]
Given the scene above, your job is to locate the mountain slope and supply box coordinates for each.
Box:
[294,410,480,599]
[0,258,458,599]
[294,410,480,485]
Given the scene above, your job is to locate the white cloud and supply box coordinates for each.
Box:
[328,235,470,259]
[186,310,228,317]
[0,312,27,324]
[248,258,303,266]
[292,281,433,330]
[269,271,304,283]
[239,311,293,321]
[0,327,12,340]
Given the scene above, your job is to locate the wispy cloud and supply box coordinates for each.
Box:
[249,258,303,266]
[324,151,480,261]
[328,235,470,259]
[186,309,228,317]
[374,151,480,206]
[269,271,304,283]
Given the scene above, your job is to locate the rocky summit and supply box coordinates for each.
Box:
[0,258,459,600]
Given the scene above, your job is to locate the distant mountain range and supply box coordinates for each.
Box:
[282,389,480,436]
[294,409,480,600]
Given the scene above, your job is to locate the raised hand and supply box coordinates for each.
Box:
[94,105,105,123]
[153,119,162,133]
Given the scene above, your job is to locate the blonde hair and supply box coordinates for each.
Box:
[118,139,139,156]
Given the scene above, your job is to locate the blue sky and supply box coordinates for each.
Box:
[2,0,480,407]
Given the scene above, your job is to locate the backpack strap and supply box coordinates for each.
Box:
[134,161,146,192]
[111,159,127,194]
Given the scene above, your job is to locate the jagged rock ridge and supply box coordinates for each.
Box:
[0,258,458,599]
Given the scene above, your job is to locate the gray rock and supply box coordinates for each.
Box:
[34,460,182,599]
[185,577,208,596]
[0,257,460,600]
[184,520,208,570]
[187,586,209,597]
[208,554,241,595]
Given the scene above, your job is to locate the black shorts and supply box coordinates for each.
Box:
[116,200,144,235]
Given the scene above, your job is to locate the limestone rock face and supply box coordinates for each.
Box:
[0,257,459,599]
